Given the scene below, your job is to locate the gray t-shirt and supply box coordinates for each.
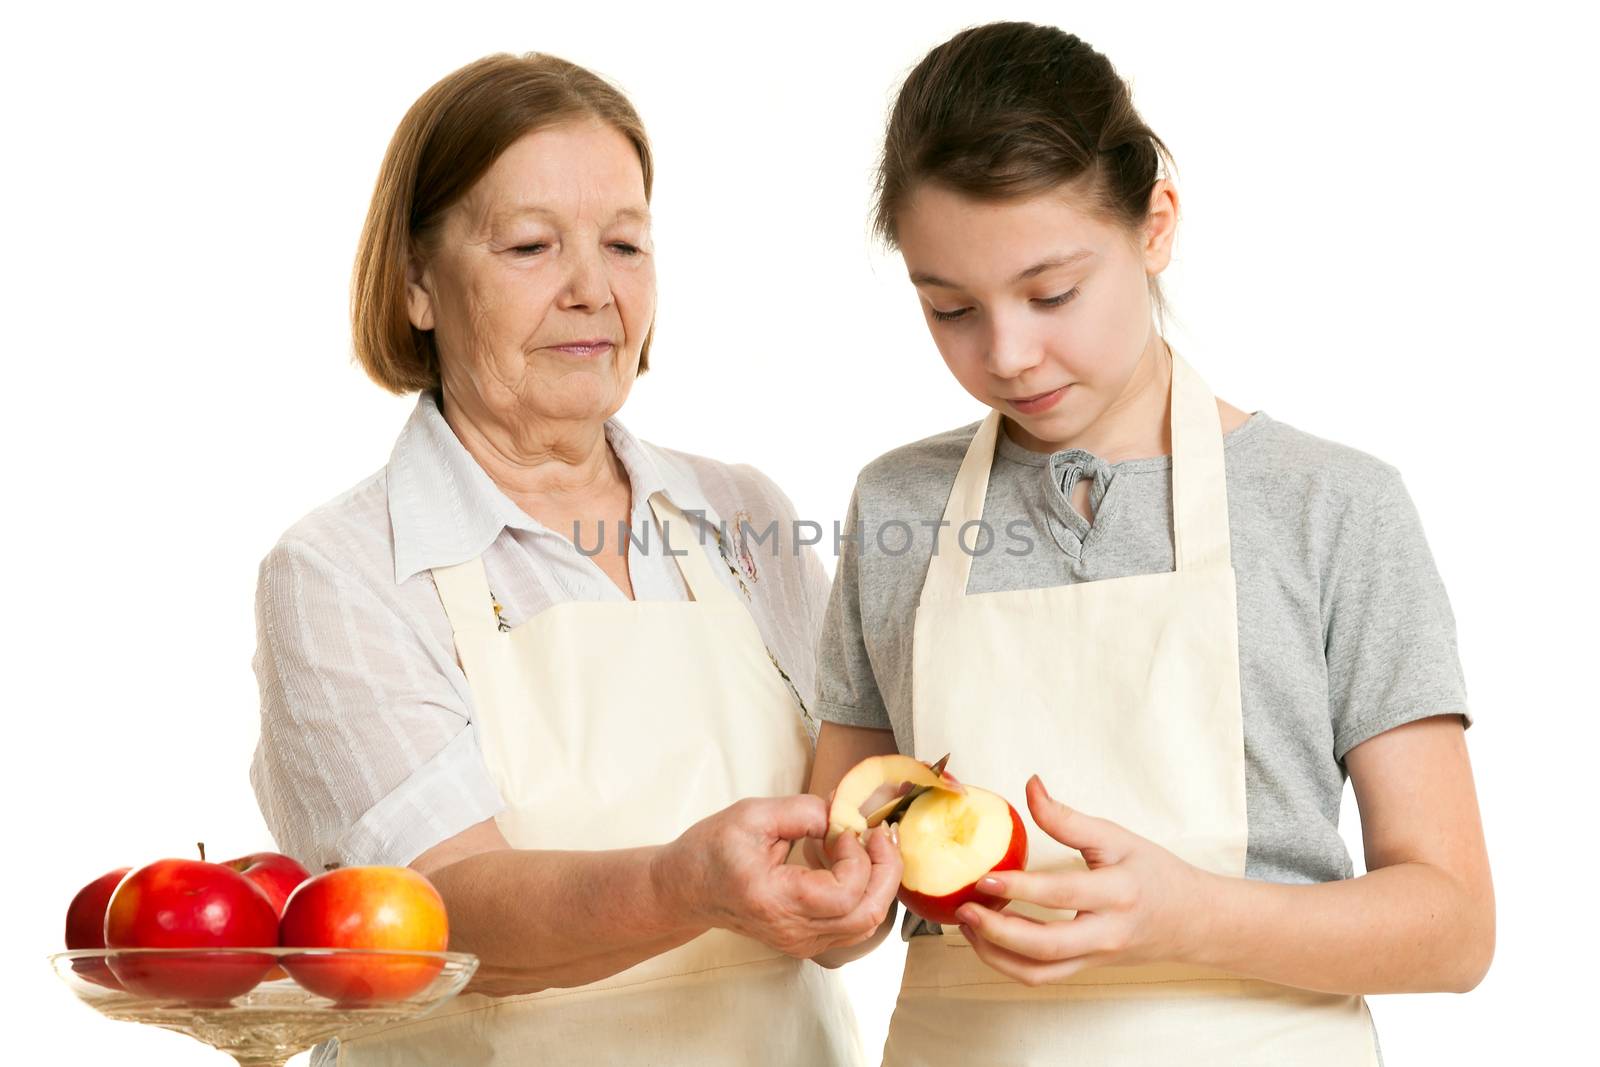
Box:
[817,411,1470,899]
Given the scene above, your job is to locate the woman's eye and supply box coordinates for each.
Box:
[931,306,971,322]
[609,242,642,256]
[510,243,548,256]
[1036,286,1081,308]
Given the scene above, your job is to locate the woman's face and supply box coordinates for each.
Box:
[894,179,1176,450]
[407,120,655,429]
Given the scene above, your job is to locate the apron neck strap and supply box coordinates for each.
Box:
[431,555,500,635]
[920,346,1232,605]
[648,493,739,607]
[1168,348,1233,572]
[921,411,1003,604]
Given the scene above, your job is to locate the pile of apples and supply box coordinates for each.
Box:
[64,847,449,1005]
[828,754,1028,926]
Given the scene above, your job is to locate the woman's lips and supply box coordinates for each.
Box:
[545,340,614,357]
[1007,385,1070,415]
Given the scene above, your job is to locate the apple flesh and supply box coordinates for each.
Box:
[826,753,964,846]
[895,786,1028,927]
[826,755,1028,928]
[64,868,132,990]
[279,866,448,1005]
[103,859,279,1002]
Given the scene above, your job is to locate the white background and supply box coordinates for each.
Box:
[4,1,1595,1062]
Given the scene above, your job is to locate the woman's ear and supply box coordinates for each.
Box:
[1142,179,1180,276]
[405,253,436,332]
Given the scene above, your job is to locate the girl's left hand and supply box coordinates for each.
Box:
[955,775,1212,985]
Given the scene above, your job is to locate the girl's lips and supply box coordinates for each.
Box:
[1008,385,1070,415]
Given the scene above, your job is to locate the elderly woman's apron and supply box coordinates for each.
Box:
[880,351,1382,1066]
[336,495,861,1066]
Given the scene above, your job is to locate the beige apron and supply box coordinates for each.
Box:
[881,350,1380,1066]
[337,494,861,1066]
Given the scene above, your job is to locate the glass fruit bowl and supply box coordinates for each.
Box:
[51,946,478,1066]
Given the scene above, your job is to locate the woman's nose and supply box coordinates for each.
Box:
[557,246,612,311]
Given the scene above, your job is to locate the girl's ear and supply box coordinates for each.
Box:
[1142,179,1180,276]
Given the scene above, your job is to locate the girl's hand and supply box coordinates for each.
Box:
[955,775,1212,985]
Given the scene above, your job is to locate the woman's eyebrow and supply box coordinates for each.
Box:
[910,248,1095,290]
[491,204,650,224]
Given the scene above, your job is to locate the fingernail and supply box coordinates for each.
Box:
[888,823,900,845]
[977,876,1003,891]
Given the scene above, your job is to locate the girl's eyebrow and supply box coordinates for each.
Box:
[910,248,1095,290]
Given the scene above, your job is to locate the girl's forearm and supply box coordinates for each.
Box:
[1186,861,1494,995]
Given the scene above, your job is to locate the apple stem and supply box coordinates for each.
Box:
[197,841,206,863]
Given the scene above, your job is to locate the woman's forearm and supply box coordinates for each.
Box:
[1188,860,1494,995]
[812,903,898,968]
[430,845,708,997]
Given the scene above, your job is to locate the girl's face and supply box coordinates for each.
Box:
[895,179,1177,451]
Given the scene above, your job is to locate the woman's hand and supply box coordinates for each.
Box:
[956,775,1208,985]
[659,794,903,959]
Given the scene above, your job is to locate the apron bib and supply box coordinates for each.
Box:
[337,495,861,1066]
[881,350,1380,1066]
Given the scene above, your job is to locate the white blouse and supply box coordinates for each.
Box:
[249,389,831,873]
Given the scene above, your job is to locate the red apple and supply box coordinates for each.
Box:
[894,786,1029,927]
[64,867,131,990]
[827,754,1028,928]
[279,866,448,1005]
[221,851,310,983]
[103,859,279,1002]
[220,851,310,915]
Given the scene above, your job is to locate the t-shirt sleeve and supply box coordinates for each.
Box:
[249,537,506,871]
[1323,466,1471,761]
[815,486,895,731]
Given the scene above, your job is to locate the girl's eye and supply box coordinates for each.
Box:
[1036,286,1081,308]
[931,306,971,322]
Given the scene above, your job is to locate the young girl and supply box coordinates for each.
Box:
[808,22,1492,1065]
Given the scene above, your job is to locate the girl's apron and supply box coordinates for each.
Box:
[881,350,1380,1066]
[337,494,861,1065]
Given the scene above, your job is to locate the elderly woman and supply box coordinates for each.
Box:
[249,53,897,1066]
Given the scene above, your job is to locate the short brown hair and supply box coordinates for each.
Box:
[874,23,1176,323]
[352,53,654,394]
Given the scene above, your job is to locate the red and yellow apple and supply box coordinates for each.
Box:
[279,866,448,1004]
[828,754,1028,927]
[64,867,132,989]
[103,858,279,1002]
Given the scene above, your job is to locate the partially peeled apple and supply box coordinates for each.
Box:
[827,754,1027,927]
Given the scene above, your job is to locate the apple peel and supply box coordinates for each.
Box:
[826,754,963,846]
